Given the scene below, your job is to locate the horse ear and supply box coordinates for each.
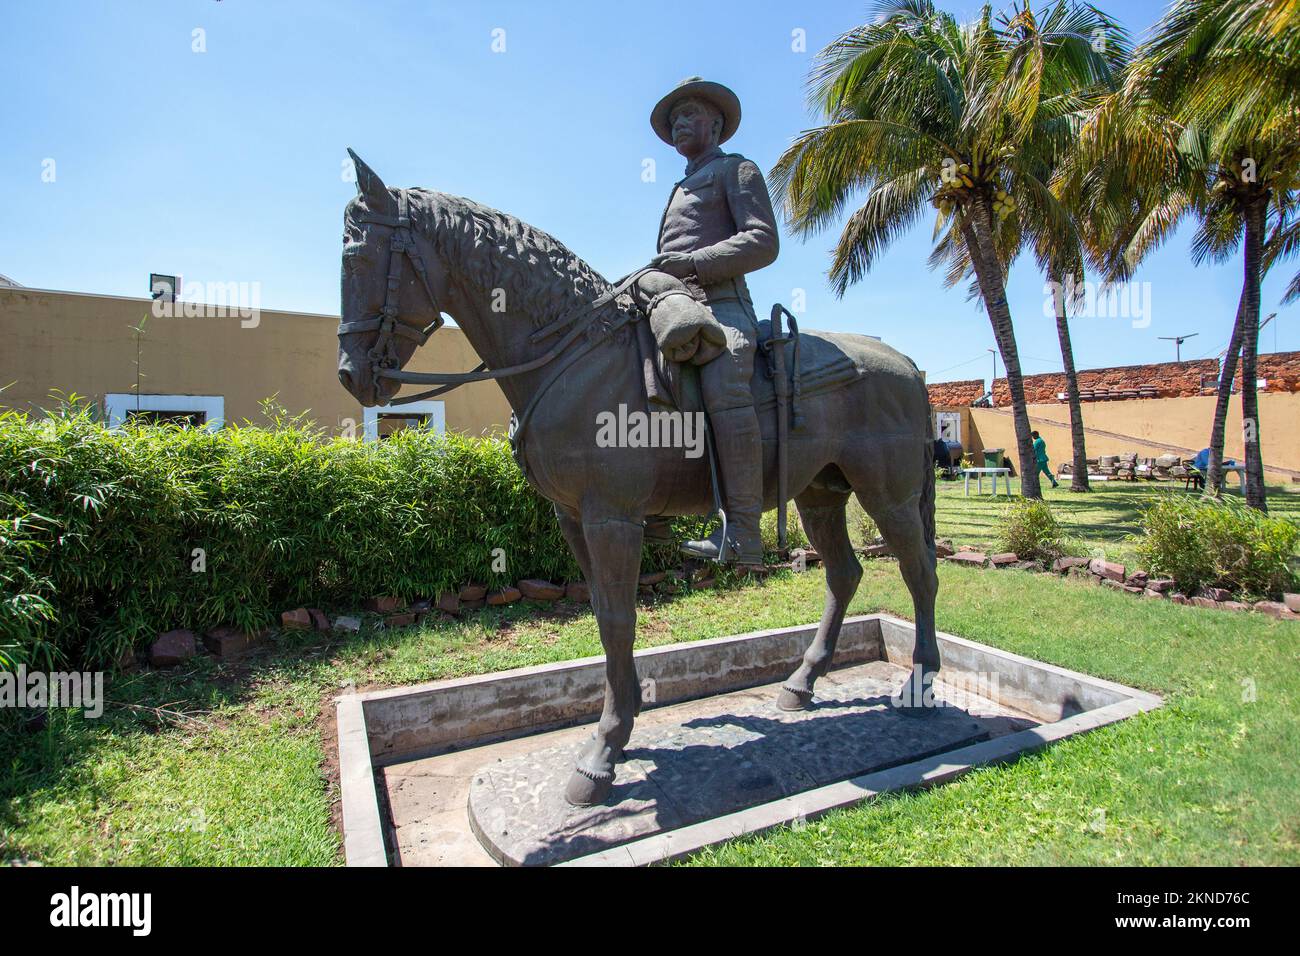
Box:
[348,148,394,212]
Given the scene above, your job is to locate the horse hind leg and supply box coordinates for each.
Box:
[864,491,941,716]
[777,489,862,711]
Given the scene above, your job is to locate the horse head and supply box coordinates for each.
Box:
[339,153,635,412]
[337,149,453,407]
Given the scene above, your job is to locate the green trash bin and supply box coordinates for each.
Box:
[982,448,1005,469]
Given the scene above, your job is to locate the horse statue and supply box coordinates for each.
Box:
[337,151,940,807]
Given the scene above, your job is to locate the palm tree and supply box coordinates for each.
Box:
[771,0,1120,498]
[1046,261,1092,491]
[937,25,1130,496]
[1028,18,1130,495]
[1076,0,1300,510]
[932,163,1103,494]
[1280,221,1300,304]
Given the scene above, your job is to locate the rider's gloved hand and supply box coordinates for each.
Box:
[648,251,696,279]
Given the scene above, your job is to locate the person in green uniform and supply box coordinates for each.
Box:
[1031,431,1059,488]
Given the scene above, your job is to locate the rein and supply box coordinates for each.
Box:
[339,188,652,406]
[378,268,651,402]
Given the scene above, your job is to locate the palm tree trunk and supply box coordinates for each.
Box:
[1050,266,1090,492]
[1205,296,1245,497]
[961,199,1042,498]
[1240,195,1268,511]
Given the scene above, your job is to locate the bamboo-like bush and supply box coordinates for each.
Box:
[0,408,711,670]
[1133,493,1299,599]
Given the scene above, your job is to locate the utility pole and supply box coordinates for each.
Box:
[988,347,998,407]
[1158,332,1198,362]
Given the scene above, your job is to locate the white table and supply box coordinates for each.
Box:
[1222,464,1247,493]
[963,467,1012,497]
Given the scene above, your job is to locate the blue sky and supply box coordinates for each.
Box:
[2,0,1295,387]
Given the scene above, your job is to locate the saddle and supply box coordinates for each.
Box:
[635,297,868,423]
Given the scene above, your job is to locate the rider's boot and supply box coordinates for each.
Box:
[682,405,764,567]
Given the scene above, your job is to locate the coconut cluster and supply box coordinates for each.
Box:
[931,148,1017,220]
[991,187,1017,219]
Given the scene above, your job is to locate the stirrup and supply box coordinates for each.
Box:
[680,523,762,566]
[680,528,732,562]
[681,502,733,561]
[681,501,729,561]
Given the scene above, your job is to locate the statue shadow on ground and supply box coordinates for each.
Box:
[516,693,1037,865]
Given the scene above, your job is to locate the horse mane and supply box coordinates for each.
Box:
[402,188,631,331]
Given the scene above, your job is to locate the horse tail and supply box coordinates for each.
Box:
[921,408,937,549]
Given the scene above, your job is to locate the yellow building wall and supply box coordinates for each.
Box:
[967,394,1300,481]
[0,287,513,438]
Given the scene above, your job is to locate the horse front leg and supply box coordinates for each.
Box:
[564,515,644,807]
[778,494,861,710]
[554,504,594,590]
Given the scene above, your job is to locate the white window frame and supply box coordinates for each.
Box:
[934,411,962,445]
[363,400,446,442]
[105,393,224,431]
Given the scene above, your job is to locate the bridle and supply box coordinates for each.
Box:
[338,187,652,407]
[336,189,455,405]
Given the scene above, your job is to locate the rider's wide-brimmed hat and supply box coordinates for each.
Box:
[650,76,741,146]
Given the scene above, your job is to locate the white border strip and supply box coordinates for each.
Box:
[362,400,445,442]
[337,696,387,866]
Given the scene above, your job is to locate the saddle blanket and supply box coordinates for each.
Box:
[645,317,873,417]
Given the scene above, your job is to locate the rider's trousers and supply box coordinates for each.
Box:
[698,296,759,413]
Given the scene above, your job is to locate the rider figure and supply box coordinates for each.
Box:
[649,77,779,567]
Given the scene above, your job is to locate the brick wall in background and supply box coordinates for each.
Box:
[927,352,1300,410]
[927,378,985,408]
[992,358,1221,405]
[1237,351,1300,394]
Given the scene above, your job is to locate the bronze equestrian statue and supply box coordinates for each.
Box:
[336,79,940,808]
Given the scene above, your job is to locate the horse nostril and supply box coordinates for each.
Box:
[338,369,353,393]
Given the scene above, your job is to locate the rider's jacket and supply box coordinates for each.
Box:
[657,145,779,305]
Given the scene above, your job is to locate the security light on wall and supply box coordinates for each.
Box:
[149,273,179,302]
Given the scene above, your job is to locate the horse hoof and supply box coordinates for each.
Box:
[587,734,625,764]
[565,768,614,806]
[777,687,813,711]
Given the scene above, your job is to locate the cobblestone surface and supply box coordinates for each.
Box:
[465,662,1036,866]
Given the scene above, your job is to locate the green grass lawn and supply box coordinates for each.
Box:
[2,481,1297,866]
[931,474,1300,567]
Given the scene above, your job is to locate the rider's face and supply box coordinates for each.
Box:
[669,98,721,160]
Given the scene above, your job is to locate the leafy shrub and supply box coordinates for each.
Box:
[1133,494,1299,598]
[759,508,808,557]
[0,409,708,670]
[845,498,878,548]
[995,498,1071,562]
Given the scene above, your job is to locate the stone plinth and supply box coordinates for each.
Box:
[465,663,1027,866]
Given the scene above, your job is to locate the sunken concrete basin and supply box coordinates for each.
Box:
[335,614,1160,866]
